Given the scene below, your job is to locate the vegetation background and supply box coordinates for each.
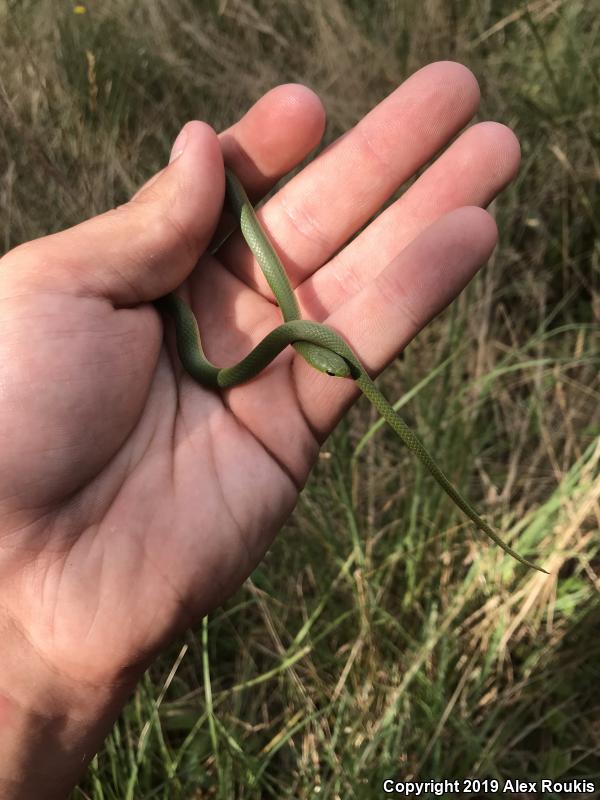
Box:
[0,0,598,797]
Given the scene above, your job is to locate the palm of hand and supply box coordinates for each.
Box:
[0,244,311,686]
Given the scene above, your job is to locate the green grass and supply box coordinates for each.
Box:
[1,1,599,797]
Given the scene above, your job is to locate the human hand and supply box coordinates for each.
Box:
[0,62,519,797]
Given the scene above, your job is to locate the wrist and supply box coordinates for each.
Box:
[0,614,138,800]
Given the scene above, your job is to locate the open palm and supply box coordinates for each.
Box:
[0,63,519,694]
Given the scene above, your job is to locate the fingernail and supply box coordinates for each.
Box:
[169,126,188,164]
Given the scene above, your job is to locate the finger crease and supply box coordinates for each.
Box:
[277,190,333,266]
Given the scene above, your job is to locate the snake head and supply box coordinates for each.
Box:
[292,341,352,378]
[312,350,352,378]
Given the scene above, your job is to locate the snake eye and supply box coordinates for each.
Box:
[326,369,335,376]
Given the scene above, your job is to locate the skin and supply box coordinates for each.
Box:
[0,62,520,797]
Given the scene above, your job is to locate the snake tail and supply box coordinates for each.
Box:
[355,371,548,573]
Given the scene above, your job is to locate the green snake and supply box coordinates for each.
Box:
[154,168,545,573]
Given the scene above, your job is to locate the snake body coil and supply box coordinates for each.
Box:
[155,168,545,573]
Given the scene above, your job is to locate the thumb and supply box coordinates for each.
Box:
[15,121,224,306]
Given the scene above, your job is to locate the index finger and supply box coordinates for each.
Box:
[219,83,326,202]
[131,83,326,212]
